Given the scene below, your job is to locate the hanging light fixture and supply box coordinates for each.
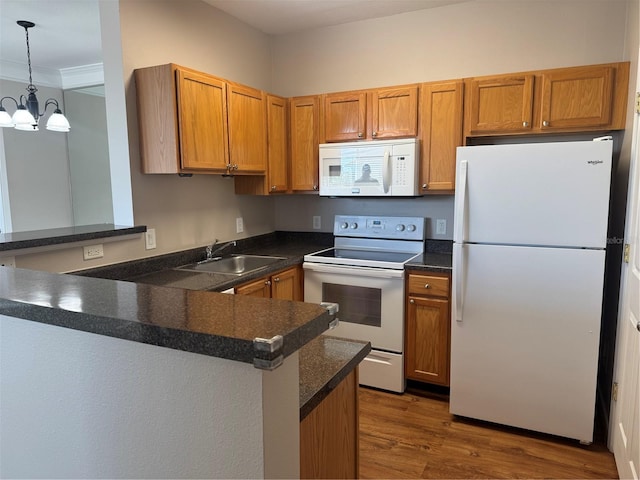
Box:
[0,20,70,132]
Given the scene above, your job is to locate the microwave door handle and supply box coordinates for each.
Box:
[382,150,391,193]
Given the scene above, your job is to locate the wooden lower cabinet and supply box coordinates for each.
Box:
[405,272,451,386]
[300,370,359,479]
[234,266,303,301]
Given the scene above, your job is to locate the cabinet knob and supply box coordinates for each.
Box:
[358,132,363,138]
[410,299,415,304]
[424,284,431,289]
[422,183,428,189]
[271,185,276,191]
[372,131,377,137]
[265,280,271,286]
[274,277,280,282]
[234,164,239,170]
[522,121,529,127]
[313,184,318,190]
[543,121,550,127]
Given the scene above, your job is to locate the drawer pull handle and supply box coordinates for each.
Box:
[424,284,431,289]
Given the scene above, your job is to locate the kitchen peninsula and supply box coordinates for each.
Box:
[0,262,369,478]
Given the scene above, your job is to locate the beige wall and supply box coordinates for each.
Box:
[13,0,638,271]
[16,0,276,272]
[271,0,629,96]
[272,0,634,235]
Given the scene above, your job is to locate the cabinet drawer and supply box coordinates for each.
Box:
[407,274,449,297]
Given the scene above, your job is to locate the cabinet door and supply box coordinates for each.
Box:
[405,296,450,386]
[323,92,367,142]
[176,68,229,170]
[371,86,418,139]
[300,370,358,479]
[419,81,463,193]
[465,74,534,135]
[290,96,320,192]
[266,95,289,193]
[227,83,267,172]
[235,277,271,298]
[539,65,614,131]
[271,267,302,301]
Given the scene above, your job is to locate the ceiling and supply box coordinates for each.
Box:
[202,0,470,35]
[0,0,102,70]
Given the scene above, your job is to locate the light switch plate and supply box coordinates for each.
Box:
[145,228,157,250]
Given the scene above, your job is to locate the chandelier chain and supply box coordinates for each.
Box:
[24,26,34,90]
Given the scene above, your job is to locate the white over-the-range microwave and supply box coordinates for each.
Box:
[319,138,420,197]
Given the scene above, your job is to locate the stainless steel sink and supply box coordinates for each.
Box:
[176,255,285,275]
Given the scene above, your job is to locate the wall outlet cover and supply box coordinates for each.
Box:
[436,219,447,235]
[0,256,16,268]
[83,244,104,260]
[236,217,244,234]
[312,216,321,229]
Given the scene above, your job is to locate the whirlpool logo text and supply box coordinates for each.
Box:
[587,160,604,165]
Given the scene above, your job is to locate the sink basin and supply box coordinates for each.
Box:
[176,255,286,275]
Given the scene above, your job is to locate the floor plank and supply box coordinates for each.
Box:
[358,386,618,479]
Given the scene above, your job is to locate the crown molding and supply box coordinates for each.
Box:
[0,61,104,90]
[59,63,104,90]
[0,60,62,88]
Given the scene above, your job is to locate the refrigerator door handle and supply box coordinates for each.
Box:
[454,243,465,322]
[454,160,468,243]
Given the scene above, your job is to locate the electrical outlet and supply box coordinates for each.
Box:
[236,217,244,234]
[83,244,104,260]
[313,216,321,229]
[436,219,447,235]
[0,256,16,268]
[145,228,157,250]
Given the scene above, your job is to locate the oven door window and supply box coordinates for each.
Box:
[322,283,381,327]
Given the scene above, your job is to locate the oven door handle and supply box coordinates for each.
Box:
[302,262,405,279]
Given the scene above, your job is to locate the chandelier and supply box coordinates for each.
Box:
[0,20,70,132]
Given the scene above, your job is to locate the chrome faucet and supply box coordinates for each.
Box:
[206,239,237,260]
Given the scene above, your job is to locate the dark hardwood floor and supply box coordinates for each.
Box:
[358,385,618,479]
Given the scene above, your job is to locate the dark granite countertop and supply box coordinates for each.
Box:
[0,224,147,252]
[299,336,370,420]
[0,266,333,369]
[78,233,452,292]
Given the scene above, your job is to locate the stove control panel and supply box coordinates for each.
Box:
[333,215,425,240]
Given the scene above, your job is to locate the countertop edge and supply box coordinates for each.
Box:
[299,336,371,421]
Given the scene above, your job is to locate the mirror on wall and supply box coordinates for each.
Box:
[0,0,133,235]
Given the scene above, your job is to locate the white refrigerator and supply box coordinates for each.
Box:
[450,139,613,444]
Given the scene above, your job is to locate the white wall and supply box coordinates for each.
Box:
[65,89,114,225]
[0,314,300,478]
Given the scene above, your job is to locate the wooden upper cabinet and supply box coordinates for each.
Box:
[419,81,463,193]
[135,64,229,174]
[465,62,629,137]
[176,68,229,171]
[227,83,267,173]
[539,65,614,130]
[290,96,320,192]
[371,86,418,139]
[323,91,367,142]
[465,74,534,136]
[266,95,289,192]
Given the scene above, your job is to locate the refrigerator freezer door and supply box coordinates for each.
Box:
[455,140,613,248]
[450,243,605,443]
